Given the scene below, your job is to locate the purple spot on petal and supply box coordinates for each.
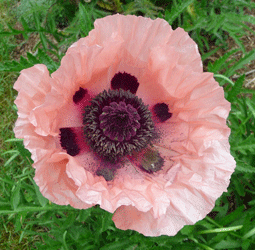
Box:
[73,87,87,104]
[60,128,80,156]
[111,72,139,94]
[153,103,172,122]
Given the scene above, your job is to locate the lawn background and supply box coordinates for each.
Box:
[1,0,255,249]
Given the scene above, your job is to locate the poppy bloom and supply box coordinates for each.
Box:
[14,14,236,236]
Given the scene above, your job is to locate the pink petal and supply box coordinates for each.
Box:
[34,153,91,209]
[112,205,189,237]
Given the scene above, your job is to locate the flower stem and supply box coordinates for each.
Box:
[197,225,243,234]
[205,216,243,239]
[189,237,214,250]
[214,74,235,86]
[0,205,74,215]
[62,231,69,250]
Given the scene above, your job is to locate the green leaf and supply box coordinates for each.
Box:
[227,75,245,102]
[100,240,136,250]
[235,160,255,173]
[240,213,252,236]
[232,135,255,155]
[4,152,20,167]
[212,238,242,249]
[20,17,29,39]
[11,182,21,210]
[39,32,48,50]
[15,140,32,165]
[165,0,194,25]
[248,200,255,206]
[0,60,21,72]
[180,225,194,236]
[14,213,23,232]
[62,231,69,250]
[101,212,113,232]
[20,16,29,31]
[211,15,226,34]
[27,52,40,64]
[33,12,41,30]
[241,88,255,94]
[197,225,243,234]
[47,12,57,34]
[207,49,239,73]
[243,227,255,240]
[225,50,255,77]
[78,2,94,37]
[233,177,245,197]
[218,205,244,226]
[32,179,48,207]
[242,239,251,250]
[6,23,24,34]
[246,97,255,119]
[37,48,59,73]
[77,209,91,222]
[20,56,33,68]
[228,31,245,53]
[62,212,76,229]
[201,47,220,61]
[0,53,37,72]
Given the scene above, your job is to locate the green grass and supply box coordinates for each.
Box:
[1,0,255,249]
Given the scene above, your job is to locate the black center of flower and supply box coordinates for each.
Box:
[83,89,155,163]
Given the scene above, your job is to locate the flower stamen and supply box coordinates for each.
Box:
[99,101,140,142]
[83,89,155,162]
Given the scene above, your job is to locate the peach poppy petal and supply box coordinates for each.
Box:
[113,138,235,236]
[34,154,91,209]
[167,27,202,73]
[65,157,172,216]
[88,14,202,72]
[112,205,189,237]
[14,64,54,136]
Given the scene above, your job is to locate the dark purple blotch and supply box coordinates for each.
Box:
[73,87,87,104]
[59,128,80,156]
[111,72,139,94]
[153,103,172,122]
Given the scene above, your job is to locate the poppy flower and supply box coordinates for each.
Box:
[14,14,236,236]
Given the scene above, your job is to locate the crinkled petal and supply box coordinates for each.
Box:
[13,65,92,207]
[34,153,91,209]
[112,204,190,237]
[86,14,202,72]
[112,139,235,236]
[14,64,55,136]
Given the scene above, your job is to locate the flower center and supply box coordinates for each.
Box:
[83,89,155,162]
[99,101,140,142]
